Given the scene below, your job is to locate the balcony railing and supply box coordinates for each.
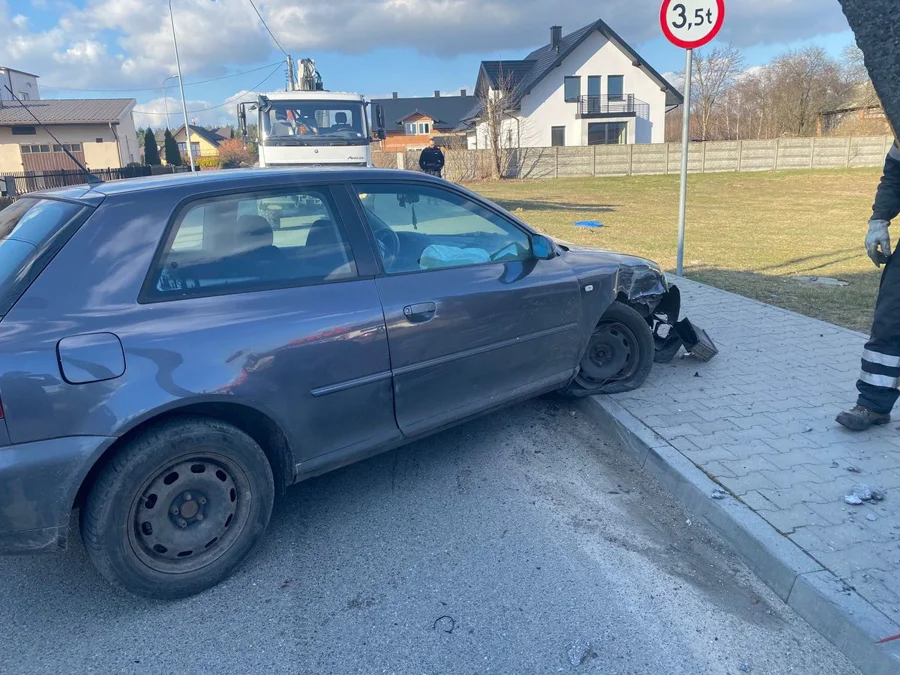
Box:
[577,94,646,117]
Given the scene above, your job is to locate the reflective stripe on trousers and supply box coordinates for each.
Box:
[857,249,900,415]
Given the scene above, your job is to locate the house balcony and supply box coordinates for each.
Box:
[576,95,648,119]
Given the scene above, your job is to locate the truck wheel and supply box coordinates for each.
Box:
[563,301,654,397]
[81,417,274,599]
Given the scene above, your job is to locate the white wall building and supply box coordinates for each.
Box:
[461,21,682,149]
[0,67,40,102]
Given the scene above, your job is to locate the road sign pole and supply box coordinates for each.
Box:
[676,47,693,277]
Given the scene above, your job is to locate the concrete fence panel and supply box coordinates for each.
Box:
[702,141,741,173]
[631,144,668,175]
[557,148,593,178]
[849,136,891,168]
[594,145,631,176]
[738,140,778,172]
[666,143,704,174]
[812,138,852,169]
[371,135,891,181]
[775,137,814,170]
[515,147,558,179]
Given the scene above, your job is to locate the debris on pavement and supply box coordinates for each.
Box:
[433,616,456,634]
[567,638,593,666]
[854,484,874,501]
[844,484,885,505]
[830,461,840,469]
[867,514,877,522]
[711,490,728,500]
[738,663,752,673]
[846,466,861,474]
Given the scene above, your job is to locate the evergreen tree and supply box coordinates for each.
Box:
[163,129,182,166]
[143,128,161,166]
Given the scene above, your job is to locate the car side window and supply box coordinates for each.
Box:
[354,183,532,274]
[145,188,356,300]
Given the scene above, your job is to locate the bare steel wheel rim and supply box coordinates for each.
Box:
[576,321,640,388]
[128,453,252,574]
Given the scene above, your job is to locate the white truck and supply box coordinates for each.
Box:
[237,59,386,169]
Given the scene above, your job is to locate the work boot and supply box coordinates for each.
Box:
[836,405,891,431]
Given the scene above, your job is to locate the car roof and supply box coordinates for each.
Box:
[29,167,441,203]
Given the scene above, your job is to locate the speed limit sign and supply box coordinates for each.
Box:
[660,0,725,48]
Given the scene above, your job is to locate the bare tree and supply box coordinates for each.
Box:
[690,45,745,140]
[475,67,519,179]
[767,47,849,137]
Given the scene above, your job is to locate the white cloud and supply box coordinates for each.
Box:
[133,89,260,129]
[1,0,852,92]
[12,13,28,28]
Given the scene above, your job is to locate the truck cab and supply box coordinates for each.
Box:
[239,91,385,168]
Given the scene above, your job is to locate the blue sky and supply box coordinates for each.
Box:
[1,0,857,128]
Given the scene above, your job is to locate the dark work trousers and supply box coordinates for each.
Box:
[858,250,900,414]
[424,169,442,178]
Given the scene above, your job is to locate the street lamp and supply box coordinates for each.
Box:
[162,75,179,130]
[168,0,195,171]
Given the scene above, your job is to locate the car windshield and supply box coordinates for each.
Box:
[0,198,90,316]
[262,101,367,142]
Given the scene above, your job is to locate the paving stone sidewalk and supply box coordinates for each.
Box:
[612,278,900,624]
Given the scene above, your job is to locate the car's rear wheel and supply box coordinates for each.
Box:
[563,301,654,397]
[81,418,274,599]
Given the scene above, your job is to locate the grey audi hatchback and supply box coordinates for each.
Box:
[0,168,680,598]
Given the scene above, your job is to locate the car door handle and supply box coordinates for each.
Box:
[403,302,437,323]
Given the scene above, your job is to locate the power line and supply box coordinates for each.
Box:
[246,0,288,57]
[133,62,283,115]
[40,62,283,92]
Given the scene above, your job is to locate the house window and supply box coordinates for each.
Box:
[588,122,627,145]
[608,75,624,101]
[11,126,36,135]
[551,127,566,147]
[418,122,431,134]
[18,92,29,101]
[564,77,581,103]
[177,142,201,157]
[404,122,417,135]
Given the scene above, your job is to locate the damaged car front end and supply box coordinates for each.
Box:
[554,242,717,397]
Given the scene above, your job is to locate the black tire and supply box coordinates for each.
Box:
[563,301,654,397]
[81,417,274,599]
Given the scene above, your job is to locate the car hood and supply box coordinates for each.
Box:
[553,239,662,272]
[554,239,669,308]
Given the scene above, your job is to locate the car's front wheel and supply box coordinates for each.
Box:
[563,301,654,397]
[81,418,274,599]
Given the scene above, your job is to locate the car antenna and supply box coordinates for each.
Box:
[3,85,103,185]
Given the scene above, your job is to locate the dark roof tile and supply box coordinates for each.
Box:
[0,98,134,125]
[370,95,477,131]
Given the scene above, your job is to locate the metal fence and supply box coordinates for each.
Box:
[0,166,163,199]
[373,135,896,182]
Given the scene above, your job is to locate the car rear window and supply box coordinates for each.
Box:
[0,198,91,316]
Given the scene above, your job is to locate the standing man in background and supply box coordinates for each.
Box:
[837,140,900,430]
[419,138,445,178]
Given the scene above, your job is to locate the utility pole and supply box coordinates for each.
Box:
[286,56,296,92]
[169,0,195,171]
[163,75,179,130]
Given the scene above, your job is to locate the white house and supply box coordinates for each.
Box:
[460,21,682,149]
[0,66,40,102]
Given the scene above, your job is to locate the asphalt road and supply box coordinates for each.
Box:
[0,398,860,675]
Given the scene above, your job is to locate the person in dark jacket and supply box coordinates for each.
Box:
[419,139,445,178]
[837,140,900,430]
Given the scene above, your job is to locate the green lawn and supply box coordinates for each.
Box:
[467,169,885,332]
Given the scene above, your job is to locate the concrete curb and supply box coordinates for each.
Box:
[581,395,900,675]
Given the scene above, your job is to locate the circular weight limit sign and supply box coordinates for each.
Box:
[660,0,725,49]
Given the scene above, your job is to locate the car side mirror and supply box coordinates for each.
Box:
[532,235,556,260]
